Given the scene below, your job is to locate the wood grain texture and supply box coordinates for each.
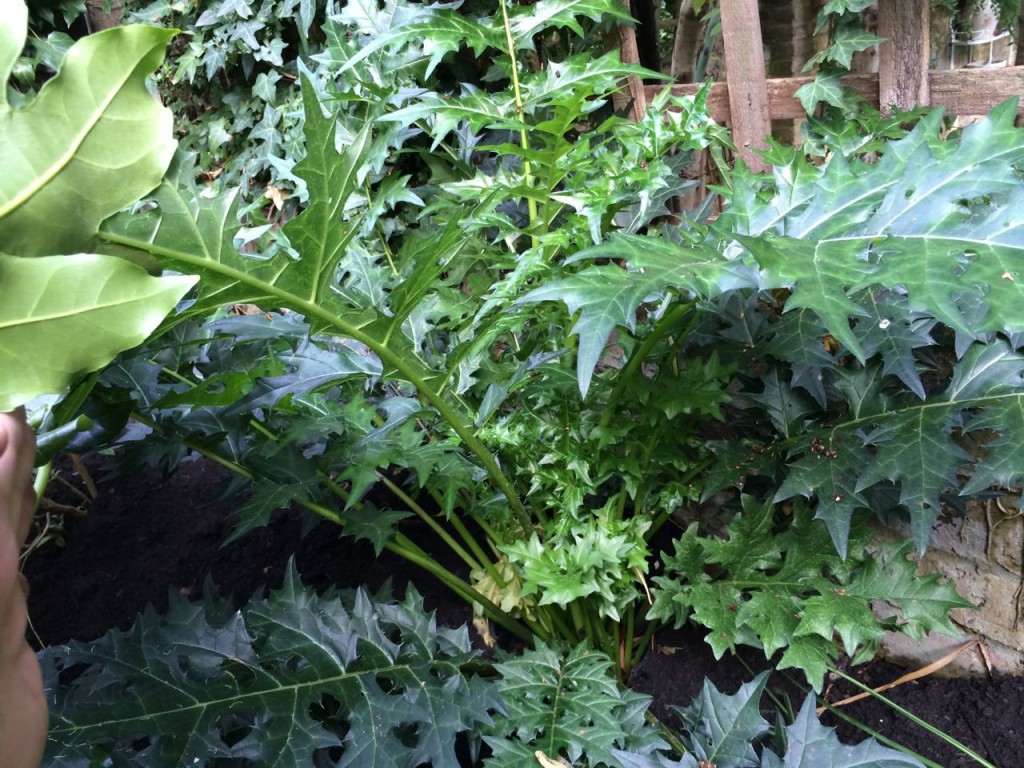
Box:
[610,27,647,121]
[649,68,1024,123]
[878,0,930,113]
[719,0,771,172]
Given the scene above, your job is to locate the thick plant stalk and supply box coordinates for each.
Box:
[132,410,539,644]
[100,231,533,533]
[497,0,540,248]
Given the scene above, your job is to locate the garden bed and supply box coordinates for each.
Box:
[24,456,1022,767]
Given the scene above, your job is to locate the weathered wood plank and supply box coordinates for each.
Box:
[648,68,1024,123]
[878,0,930,113]
[718,0,771,171]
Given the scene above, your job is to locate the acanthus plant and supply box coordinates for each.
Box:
[61,0,1012,699]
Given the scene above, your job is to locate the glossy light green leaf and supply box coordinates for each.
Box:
[0,0,26,89]
[0,6,177,256]
[0,2,189,409]
[0,254,196,411]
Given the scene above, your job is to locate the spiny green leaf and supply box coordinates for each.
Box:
[42,565,500,768]
[520,51,653,111]
[782,695,923,767]
[224,481,317,544]
[742,104,1024,353]
[961,392,1024,494]
[649,501,941,688]
[339,503,413,556]
[792,590,883,662]
[747,370,817,440]
[225,342,383,415]
[849,541,974,637]
[855,342,1024,550]
[507,0,633,43]
[677,672,770,768]
[100,154,285,313]
[520,235,753,395]
[773,435,872,557]
[761,308,837,407]
[777,635,836,692]
[486,641,665,766]
[380,85,518,143]
[850,290,936,400]
[613,686,921,767]
[279,82,372,318]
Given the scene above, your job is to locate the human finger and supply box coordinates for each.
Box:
[0,409,37,544]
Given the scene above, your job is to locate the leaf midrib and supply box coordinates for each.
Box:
[0,65,133,221]
[49,658,442,734]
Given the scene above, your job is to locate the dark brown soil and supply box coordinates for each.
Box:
[24,457,1024,766]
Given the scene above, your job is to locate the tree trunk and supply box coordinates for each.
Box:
[878,0,930,113]
[669,0,696,80]
[85,1,123,32]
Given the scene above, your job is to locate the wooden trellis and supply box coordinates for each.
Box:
[621,0,1024,172]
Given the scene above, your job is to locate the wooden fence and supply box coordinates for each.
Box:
[620,0,1024,172]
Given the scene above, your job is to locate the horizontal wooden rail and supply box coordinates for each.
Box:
[649,66,1024,123]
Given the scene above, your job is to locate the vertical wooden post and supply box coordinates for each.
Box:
[878,0,930,114]
[610,1,647,122]
[719,0,772,172]
[615,24,648,121]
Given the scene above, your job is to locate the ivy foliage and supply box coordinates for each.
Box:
[123,0,332,201]
[42,565,501,767]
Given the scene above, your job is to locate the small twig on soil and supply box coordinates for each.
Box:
[38,497,88,518]
[69,454,98,500]
[818,640,980,715]
[49,473,93,506]
[976,641,995,677]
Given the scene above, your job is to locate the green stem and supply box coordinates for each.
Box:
[497,0,539,249]
[623,606,636,674]
[827,666,999,768]
[821,705,943,768]
[645,456,715,541]
[131,411,255,480]
[130,411,542,644]
[376,472,483,574]
[629,618,660,672]
[445,509,507,588]
[31,462,51,516]
[569,601,587,641]
[389,533,536,644]
[599,301,695,430]
[538,605,577,645]
[595,614,619,667]
[100,232,532,533]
